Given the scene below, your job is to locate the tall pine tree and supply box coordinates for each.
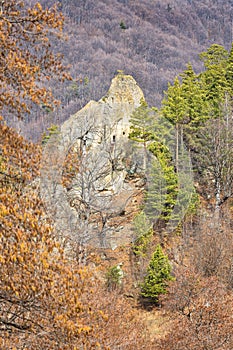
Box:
[129,99,156,170]
[141,244,174,304]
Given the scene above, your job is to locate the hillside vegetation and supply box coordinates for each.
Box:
[6,0,233,140]
[0,1,233,349]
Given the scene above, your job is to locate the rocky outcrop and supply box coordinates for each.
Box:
[40,73,144,248]
[61,72,144,147]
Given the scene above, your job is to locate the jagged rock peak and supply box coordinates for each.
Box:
[102,72,144,105]
[61,73,144,148]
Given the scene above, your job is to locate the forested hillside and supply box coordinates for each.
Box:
[7,0,233,140]
[1,1,233,349]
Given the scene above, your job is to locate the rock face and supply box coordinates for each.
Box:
[61,73,144,147]
[40,73,144,249]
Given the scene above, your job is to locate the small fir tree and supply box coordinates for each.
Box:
[119,20,127,30]
[141,244,174,303]
[132,211,153,257]
[226,43,233,94]
[147,141,178,224]
[41,124,59,145]
[129,99,155,144]
[106,264,124,291]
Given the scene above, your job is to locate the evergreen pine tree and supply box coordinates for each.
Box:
[146,141,178,224]
[161,77,189,172]
[180,64,208,126]
[129,98,156,170]
[141,244,174,303]
[159,43,233,214]
[226,43,233,91]
[129,98,155,143]
[162,77,187,126]
[199,44,228,117]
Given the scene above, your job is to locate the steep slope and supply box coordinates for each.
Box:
[40,74,145,248]
[17,0,233,140]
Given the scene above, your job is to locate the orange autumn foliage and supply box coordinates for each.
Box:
[0,123,95,348]
[0,1,71,118]
[0,123,153,349]
[154,268,233,350]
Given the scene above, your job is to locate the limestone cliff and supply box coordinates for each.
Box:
[40,73,145,249]
[61,73,144,146]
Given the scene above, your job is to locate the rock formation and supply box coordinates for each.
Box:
[40,73,145,249]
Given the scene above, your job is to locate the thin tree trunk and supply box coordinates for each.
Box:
[175,123,179,172]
